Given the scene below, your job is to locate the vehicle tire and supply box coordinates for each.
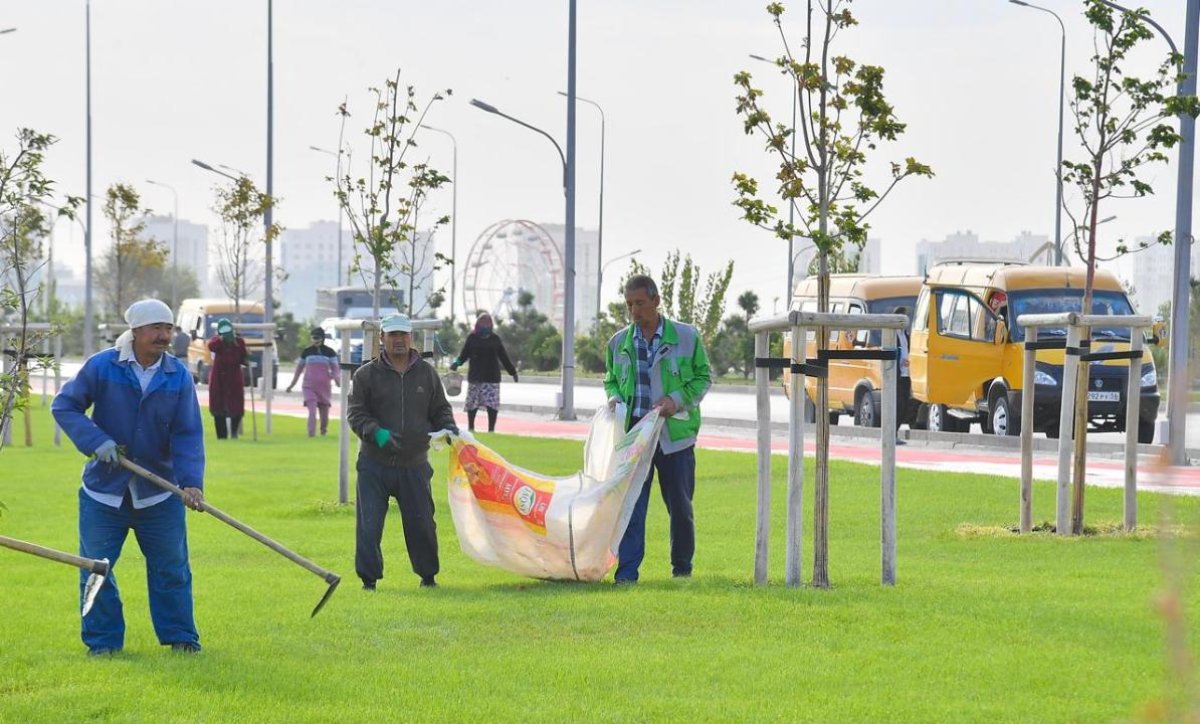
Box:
[912,404,929,430]
[927,403,949,433]
[855,389,881,428]
[829,411,841,426]
[1138,418,1155,445]
[1045,422,1060,440]
[990,394,1019,437]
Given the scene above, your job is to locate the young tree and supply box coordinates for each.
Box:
[96,183,166,321]
[1061,0,1200,534]
[0,128,79,456]
[499,290,561,372]
[212,175,279,320]
[657,251,734,347]
[733,1,931,587]
[333,70,452,319]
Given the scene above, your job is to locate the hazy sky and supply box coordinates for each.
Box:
[0,1,1192,314]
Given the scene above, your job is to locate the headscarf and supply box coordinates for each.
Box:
[475,313,494,337]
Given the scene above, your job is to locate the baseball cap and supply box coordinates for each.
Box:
[380,313,413,333]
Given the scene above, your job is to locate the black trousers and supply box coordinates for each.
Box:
[355,456,439,583]
[212,415,243,439]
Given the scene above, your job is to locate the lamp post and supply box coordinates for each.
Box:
[145,179,179,309]
[558,91,604,331]
[1100,0,1197,464]
[192,159,239,182]
[0,27,16,35]
[264,0,275,345]
[598,249,641,314]
[83,0,94,356]
[1009,0,1066,267]
[416,126,458,321]
[750,53,799,299]
[309,145,347,288]
[471,87,580,420]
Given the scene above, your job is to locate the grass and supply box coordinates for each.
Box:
[2,405,1199,722]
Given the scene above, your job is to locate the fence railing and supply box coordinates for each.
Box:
[748,310,908,587]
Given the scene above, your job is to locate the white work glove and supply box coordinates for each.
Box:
[94,440,119,466]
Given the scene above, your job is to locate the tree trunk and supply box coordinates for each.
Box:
[1071,162,1104,535]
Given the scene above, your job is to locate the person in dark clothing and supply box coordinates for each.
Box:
[893,305,912,443]
[206,318,247,439]
[172,325,191,359]
[450,313,518,432]
[346,313,459,590]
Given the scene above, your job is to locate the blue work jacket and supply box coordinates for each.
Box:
[52,348,205,499]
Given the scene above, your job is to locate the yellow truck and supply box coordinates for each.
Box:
[908,262,1160,442]
[786,274,923,427]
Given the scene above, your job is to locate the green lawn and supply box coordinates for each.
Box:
[1,405,1197,722]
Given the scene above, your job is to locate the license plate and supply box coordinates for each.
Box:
[1088,391,1119,402]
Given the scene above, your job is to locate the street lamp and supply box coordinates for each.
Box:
[145,179,179,309]
[750,53,799,299]
[416,126,459,321]
[598,249,641,315]
[0,27,16,35]
[471,83,580,420]
[1009,0,1066,267]
[1099,0,1197,465]
[83,0,94,355]
[309,145,347,288]
[557,91,605,330]
[191,158,239,182]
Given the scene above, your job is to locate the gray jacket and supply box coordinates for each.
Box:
[347,351,455,467]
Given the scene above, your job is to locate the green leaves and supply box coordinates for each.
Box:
[732,1,929,291]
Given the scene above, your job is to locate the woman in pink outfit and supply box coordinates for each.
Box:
[286,327,340,436]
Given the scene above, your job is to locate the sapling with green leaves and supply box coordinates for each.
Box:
[97,183,165,321]
[1061,0,1200,534]
[212,175,279,322]
[332,70,452,319]
[733,0,931,587]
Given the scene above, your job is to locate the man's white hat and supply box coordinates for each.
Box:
[380,313,413,333]
[124,299,174,329]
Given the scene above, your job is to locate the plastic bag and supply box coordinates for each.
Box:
[439,407,663,581]
[443,371,463,397]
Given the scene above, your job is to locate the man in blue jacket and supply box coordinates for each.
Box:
[53,299,206,656]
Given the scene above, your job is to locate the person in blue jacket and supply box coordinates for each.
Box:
[52,299,207,657]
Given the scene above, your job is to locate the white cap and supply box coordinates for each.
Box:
[124,299,174,329]
[380,313,413,333]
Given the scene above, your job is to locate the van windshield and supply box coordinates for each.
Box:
[1007,289,1136,342]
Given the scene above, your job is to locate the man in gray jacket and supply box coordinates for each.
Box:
[347,313,458,590]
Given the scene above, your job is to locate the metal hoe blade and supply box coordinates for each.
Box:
[311,575,341,618]
[81,558,110,617]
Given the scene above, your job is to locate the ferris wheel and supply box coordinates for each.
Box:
[462,220,563,323]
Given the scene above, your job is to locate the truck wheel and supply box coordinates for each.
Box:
[855,389,880,428]
[927,404,949,433]
[990,394,1019,437]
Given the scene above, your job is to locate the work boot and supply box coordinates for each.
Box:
[87,647,120,657]
[170,642,201,654]
[420,576,437,588]
[362,580,377,591]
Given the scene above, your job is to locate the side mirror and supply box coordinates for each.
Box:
[994,321,1008,346]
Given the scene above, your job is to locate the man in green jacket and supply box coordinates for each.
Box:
[604,275,712,584]
[347,313,458,590]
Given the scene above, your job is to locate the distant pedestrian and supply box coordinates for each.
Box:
[347,313,458,590]
[893,305,911,442]
[450,313,518,433]
[287,327,339,437]
[171,325,191,359]
[52,298,206,656]
[206,318,247,439]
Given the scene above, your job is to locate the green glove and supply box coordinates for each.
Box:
[373,428,391,449]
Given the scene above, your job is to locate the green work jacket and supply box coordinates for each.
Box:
[604,317,712,454]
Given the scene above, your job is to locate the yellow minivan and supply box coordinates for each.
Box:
[785,274,923,427]
[175,298,275,387]
[908,262,1160,442]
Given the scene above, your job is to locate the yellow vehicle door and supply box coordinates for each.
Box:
[925,288,1002,409]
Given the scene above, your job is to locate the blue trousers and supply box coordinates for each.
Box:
[78,489,199,651]
[615,444,696,582]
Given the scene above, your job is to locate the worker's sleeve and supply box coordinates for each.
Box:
[51,356,111,457]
